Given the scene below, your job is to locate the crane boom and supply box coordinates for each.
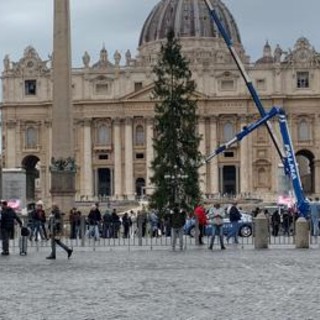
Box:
[203,0,285,164]
[202,0,310,217]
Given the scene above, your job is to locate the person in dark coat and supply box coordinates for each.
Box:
[271,210,281,236]
[102,209,112,238]
[87,204,102,240]
[0,200,22,255]
[46,204,73,260]
[226,202,242,244]
[122,212,132,238]
[170,205,186,251]
[111,209,121,238]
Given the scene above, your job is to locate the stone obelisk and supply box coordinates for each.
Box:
[50,0,75,212]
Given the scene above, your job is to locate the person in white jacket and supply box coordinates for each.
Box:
[208,203,226,250]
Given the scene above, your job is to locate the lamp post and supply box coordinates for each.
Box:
[164,165,188,207]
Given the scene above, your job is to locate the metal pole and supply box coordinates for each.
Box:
[50,215,56,258]
[80,215,86,247]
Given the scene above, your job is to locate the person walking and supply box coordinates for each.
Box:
[226,202,241,244]
[170,205,186,251]
[208,203,226,250]
[29,200,48,241]
[0,200,22,255]
[310,197,320,237]
[46,204,73,260]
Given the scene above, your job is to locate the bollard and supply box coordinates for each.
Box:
[295,217,309,249]
[49,215,56,257]
[195,216,200,246]
[254,213,269,249]
[138,217,143,247]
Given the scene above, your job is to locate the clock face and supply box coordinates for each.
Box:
[298,50,309,62]
[26,60,35,68]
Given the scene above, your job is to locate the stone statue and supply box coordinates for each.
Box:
[125,49,131,66]
[50,156,77,172]
[3,54,10,71]
[82,51,90,68]
[274,44,283,63]
[114,50,121,66]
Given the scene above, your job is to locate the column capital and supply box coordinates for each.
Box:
[125,116,133,125]
[44,120,52,128]
[83,118,92,127]
[198,116,206,123]
[146,117,154,125]
[113,117,122,125]
[7,120,17,129]
[210,115,218,123]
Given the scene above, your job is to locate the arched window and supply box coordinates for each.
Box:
[97,125,110,146]
[298,120,309,141]
[25,127,37,149]
[135,125,145,146]
[223,122,234,142]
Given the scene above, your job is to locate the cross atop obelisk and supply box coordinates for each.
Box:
[50,0,76,212]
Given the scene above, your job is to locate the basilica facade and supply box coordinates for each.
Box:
[1,0,320,204]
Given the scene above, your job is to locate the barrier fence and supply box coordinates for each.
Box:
[1,216,319,252]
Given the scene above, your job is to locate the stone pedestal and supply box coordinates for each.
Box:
[295,217,309,249]
[254,213,269,249]
[50,171,75,213]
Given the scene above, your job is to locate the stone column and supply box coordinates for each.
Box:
[198,117,207,194]
[82,119,93,198]
[6,121,17,167]
[51,0,75,212]
[210,116,219,195]
[113,118,122,199]
[125,117,134,200]
[240,116,249,194]
[146,117,154,195]
[314,160,320,195]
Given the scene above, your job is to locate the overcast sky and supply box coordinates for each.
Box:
[0,0,319,68]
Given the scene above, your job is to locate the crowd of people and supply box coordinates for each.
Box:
[1,197,320,257]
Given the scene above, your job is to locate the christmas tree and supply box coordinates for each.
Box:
[150,30,202,211]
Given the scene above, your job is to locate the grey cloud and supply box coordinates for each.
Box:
[0,0,319,69]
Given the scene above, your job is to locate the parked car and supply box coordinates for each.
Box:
[184,210,253,238]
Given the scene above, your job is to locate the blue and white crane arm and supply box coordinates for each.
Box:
[203,107,309,217]
[202,0,310,217]
[203,0,285,164]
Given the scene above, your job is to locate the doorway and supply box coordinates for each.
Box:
[98,168,111,196]
[222,166,237,195]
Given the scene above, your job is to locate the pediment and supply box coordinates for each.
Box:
[121,84,208,101]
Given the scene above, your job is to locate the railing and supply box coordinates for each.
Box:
[2,216,319,252]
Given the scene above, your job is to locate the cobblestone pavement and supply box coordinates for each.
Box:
[0,245,320,320]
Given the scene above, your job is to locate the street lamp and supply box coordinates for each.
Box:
[164,165,188,206]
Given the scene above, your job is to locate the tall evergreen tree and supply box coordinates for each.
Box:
[150,30,202,211]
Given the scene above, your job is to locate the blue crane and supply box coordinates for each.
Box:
[203,0,309,217]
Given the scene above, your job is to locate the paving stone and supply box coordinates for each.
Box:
[0,246,319,319]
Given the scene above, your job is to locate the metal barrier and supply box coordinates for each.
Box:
[3,216,320,252]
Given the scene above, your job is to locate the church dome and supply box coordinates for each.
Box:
[139,0,241,47]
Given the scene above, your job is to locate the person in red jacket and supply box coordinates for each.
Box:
[194,204,207,245]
